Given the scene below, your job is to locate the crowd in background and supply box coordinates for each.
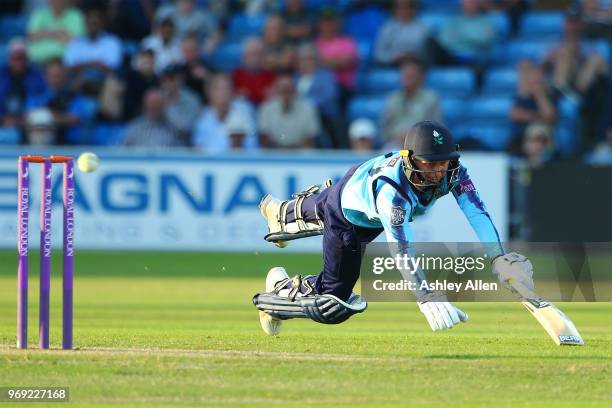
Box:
[0,0,610,166]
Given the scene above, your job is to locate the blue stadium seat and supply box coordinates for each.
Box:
[356,40,372,66]
[0,16,27,41]
[519,12,564,39]
[0,43,8,65]
[419,12,450,35]
[227,14,267,40]
[420,0,460,12]
[303,0,335,12]
[123,41,140,58]
[347,96,386,121]
[483,67,518,96]
[455,125,513,150]
[555,124,578,155]
[0,127,21,145]
[490,12,510,40]
[356,69,400,94]
[499,40,553,64]
[440,98,465,129]
[208,42,243,71]
[345,7,388,40]
[426,67,475,98]
[92,123,127,146]
[465,97,513,126]
[584,40,610,62]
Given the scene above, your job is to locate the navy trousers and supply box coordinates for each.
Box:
[286,165,383,301]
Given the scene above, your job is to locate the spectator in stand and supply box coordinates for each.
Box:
[582,0,612,39]
[122,49,159,120]
[192,74,256,152]
[381,57,441,147]
[142,17,184,74]
[589,81,611,163]
[374,0,430,66]
[27,58,96,145]
[0,39,46,130]
[438,0,497,63]
[177,35,210,104]
[315,9,359,108]
[542,4,609,151]
[295,43,341,147]
[63,6,122,76]
[107,0,156,41]
[510,60,557,141]
[262,15,295,72]
[232,37,277,105]
[349,118,376,152]
[122,88,183,147]
[522,123,555,167]
[543,5,609,98]
[155,0,220,54]
[25,108,57,145]
[282,0,314,45]
[159,65,200,145]
[27,0,85,64]
[258,74,320,149]
[481,0,529,35]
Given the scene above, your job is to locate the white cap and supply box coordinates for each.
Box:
[225,112,250,135]
[26,108,54,128]
[349,118,376,140]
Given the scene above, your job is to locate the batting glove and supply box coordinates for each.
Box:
[492,252,534,296]
[418,301,469,331]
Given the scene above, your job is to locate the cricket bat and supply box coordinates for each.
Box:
[511,281,584,346]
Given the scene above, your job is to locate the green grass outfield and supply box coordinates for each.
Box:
[0,251,610,407]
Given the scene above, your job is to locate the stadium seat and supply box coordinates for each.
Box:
[208,42,243,71]
[426,67,475,98]
[123,41,140,58]
[0,15,27,41]
[347,96,386,121]
[440,98,465,129]
[519,12,564,39]
[465,97,513,127]
[419,12,450,35]
[455,125,513,151]
[356,40,373,66]
[490,12,510,40]
[303,0,335,12]
[356,69,400,95]
[0,43,8,65]
[0,127,21,145]
[420,0,460,12]
[584,40,610,62]
[93,123,127,146]
[555,124,578,155]
[498,40,553,65]
[227,14,267,40]
[482,67,518,96]
[345,7,388,41]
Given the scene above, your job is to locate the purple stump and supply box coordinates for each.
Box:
[62,160,75,350]
[17,157,30,349]
[39,159,52,349]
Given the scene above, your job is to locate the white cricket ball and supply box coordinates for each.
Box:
[77,152,100,173]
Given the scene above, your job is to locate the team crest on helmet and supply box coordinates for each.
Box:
[433,130,443,145]
[390,206,406,226]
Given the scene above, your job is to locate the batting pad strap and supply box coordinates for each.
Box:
[252,293,367,324]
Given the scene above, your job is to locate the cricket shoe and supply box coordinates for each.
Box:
[259,267,290,336]
[259,194,288,248]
